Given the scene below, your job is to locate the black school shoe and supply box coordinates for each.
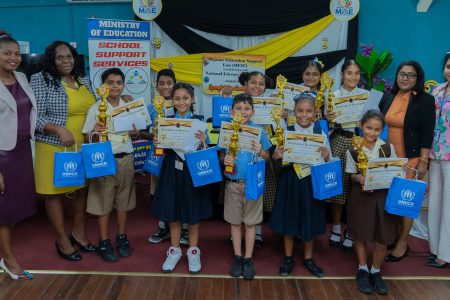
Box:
[229,255,243,277]
[356,269,374,294]
[242,258,256,280]
[116,234,131,258]
[370,272,388,295]
[303,258,324,278]
[98,239,118,263]
[279,257,294,277]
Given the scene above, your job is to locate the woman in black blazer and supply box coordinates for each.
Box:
[379,61,435,262]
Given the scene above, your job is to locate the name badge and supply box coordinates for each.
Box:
[175,160,184,171]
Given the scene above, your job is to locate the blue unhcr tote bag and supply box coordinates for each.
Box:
[81,133,117,179]
[384,175,427,219]
[212,96,233,128]
[143,142,165,176]
[245,157,265,201]
[53,146,85,187]
[310,159,343,200]
[185,146,222,187]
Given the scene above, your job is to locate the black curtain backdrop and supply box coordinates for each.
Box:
[155,0,331,36]
[144,1,359,84]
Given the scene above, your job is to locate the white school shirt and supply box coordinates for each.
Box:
[82,99,134,154]
[331,87,369,131]
[345,138,396,174]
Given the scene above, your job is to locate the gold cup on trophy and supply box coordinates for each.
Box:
[96,83,110,142]
[271,106,284,148]
[323,72,335,125]
[276,74,287,99]
[352,135,368,176]
[314,76,327,121]
[152,95,166,156]
[224,112,243,174]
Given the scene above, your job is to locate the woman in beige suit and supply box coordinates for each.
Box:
[0,32,36,280]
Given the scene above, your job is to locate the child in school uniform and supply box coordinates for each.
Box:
[221,93,272,280]
[269,94,331,278]
[82,68,138,262]
[345,109,400,295]
[326,60,369,253]
[151,83,212,274]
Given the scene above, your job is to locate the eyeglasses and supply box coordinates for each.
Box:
[397,72,417,80]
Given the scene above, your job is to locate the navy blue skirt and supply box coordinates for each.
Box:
[151,150,212,224]
[269,166,325,241]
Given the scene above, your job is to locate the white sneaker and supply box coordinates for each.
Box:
[187,247,202,274]
[162,247,182,273]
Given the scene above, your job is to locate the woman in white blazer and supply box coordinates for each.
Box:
[0,32,36,280]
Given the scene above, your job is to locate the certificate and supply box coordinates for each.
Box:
[158,118,196,149]
[252,97,282,125]
[277,82,310,101]
[111,98,152,131]
[333,93,369,124]
[218,121,262,153]
[363,158,407,190]
[283,132,325,164]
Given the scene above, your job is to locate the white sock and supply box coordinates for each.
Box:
[159,221,165,229]
[182,223,189,230]
[359,264,369,272]
[370,266,380,274]
[343,232,353,247]
[330,224,341,242]
[256,224,262,236]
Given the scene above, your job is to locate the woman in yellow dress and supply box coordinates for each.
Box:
[30,41,97,261]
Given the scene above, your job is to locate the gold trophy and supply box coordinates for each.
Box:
[352,135,368,176]
[314,76,327,121]
[96,83,110,142]
[271,107,284,148]
[224,112,243,174]
[323,72,335,126]
[153,95,166,156]
[276,74,287,99]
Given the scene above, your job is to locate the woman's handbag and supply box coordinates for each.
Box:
[53,145,85,187]
[81,132,117,179]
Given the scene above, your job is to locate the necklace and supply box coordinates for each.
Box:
[0,73,15,84]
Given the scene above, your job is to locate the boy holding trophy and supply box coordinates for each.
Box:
[82,68,139,262]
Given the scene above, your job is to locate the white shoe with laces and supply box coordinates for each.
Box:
[187,247,202,274]
[162,247,182,273]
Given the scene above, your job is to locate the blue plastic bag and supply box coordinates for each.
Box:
[212,96,233,127]
[53,148,85,187]
[81,140,117,179]
[143,144,165,176]
[310,159,343,200]
[185,146,222,187]
[384,176,427,218]
[245,158,265,201]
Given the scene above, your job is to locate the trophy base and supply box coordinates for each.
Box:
[223,165,236,175]
[154,148,165,156]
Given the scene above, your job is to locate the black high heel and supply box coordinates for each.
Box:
[385,245,409,262]
[55,241,81,261]
[69,233,97,252]
[426,258,448,269]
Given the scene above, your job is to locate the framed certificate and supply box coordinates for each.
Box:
[363,158,407,190]
[158,118,195,149]
[283,132,325,164]
[218,121,262,153]
[333,93,369,124]
[252,97,282,125]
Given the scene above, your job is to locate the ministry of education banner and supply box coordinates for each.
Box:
[88,19,151,104]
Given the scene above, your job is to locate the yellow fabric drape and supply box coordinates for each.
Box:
[151,15,335,84]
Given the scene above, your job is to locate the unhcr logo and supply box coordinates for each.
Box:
[398,189,415,208]
[91,152,107,168]
[197,159,212,176]
[62,161,78,177]
[324,171,337,189]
